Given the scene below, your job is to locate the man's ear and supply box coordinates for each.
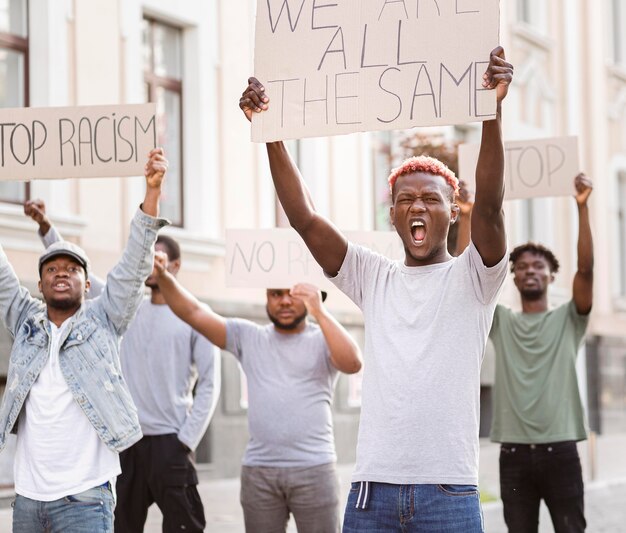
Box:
[450,203,460,225]
[85,279,91,293]
[38,280,42,293]
[389,205,395,228]
[168,259,182,276]
[549,272,556,284]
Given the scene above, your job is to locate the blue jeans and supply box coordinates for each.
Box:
[342,482,484,532]
[12,484,114,533]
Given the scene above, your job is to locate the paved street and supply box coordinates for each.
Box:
[1,435,626,532]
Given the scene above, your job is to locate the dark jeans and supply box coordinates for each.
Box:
[499,441,586,533]
[114,434,205,533]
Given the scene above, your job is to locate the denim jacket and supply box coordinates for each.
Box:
[0,208,168,453]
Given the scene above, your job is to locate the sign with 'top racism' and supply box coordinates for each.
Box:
[0,103,157,181]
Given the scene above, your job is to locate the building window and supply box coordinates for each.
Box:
[619,172,626,296]
[611,0,626,65]
[0,0,28,204]
[516,0,547,33]
[142,17,183,226]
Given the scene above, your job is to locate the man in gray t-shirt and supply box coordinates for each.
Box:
[151,267,363,533]
[239,46,513,532]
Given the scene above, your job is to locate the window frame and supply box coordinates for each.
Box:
[143,15,184,226]
[0,0,30,204]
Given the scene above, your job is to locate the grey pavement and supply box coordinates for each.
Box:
[2,434,626,532]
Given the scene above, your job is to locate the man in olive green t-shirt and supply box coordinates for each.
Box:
[488,174,594,533]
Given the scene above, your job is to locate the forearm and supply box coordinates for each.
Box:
[159,271,202,324]
[474,108,504,214]
[178,357,220,450]
[577,204,593,274]
[266,142,316,231]
[141,187,161,218]
[0,246,43,335]
[313,309,362,374]
[99,209,167,333]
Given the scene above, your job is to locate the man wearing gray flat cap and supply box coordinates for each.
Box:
[0,148,169,533]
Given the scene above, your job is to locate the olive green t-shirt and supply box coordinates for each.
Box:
[489,301,589,444]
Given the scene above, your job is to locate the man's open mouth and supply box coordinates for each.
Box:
[411,220,426,245]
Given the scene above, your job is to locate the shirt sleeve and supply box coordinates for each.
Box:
[177,329,221,451]
[567,300,591,348]
[462,241,509,305]
[40,225,63,249]
[225,318,258,363]
[489,304,503,339]
[326,241,382,308]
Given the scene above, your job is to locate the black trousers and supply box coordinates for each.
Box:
[499,441,586,533]
[114,433,206,533]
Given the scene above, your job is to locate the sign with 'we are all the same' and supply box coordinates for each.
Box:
[253,0,500,142]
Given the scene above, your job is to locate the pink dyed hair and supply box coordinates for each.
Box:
[388,156,459,197]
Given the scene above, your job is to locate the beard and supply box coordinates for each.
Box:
[46,295,82,311]
[266,306,307,331]
[520,287,545,301]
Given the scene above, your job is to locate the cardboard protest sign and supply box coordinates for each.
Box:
[252,0,500,142]
[226,228,404,288]
[0,103,157,180]
[458,136,579,200]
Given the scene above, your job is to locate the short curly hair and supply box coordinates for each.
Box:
[388,156,459,199]
[509,242,560,273]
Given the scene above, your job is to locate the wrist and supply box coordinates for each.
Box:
[38,221,51,236]
[141,189,161,216]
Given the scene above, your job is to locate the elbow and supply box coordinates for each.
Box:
[344,353,363,375]
[290,213,316,236]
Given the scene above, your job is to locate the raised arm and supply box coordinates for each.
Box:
[153,253,227,349]
[239,78,348,277]
[24,199,52,242]
[96,148,168,334]
[24,199,105,297]
[471,47,514,266]
[572,173,593,314]
[291,283,362,374]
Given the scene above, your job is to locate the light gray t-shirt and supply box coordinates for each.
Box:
[330,241,508,485]
[225,320,338,467]
[121,300,219,450]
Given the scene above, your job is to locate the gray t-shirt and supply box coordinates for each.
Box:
[330,241,508,485]
[225,319,338,467]
[120,299,219,450]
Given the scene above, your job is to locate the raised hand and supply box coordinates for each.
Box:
[290,283,324,318]
[482,46,514,103]
[144,148,168,190]
[24,199,51,235]
[574,173,593,206]
[153,250,169,277]
[239,77,269,122]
